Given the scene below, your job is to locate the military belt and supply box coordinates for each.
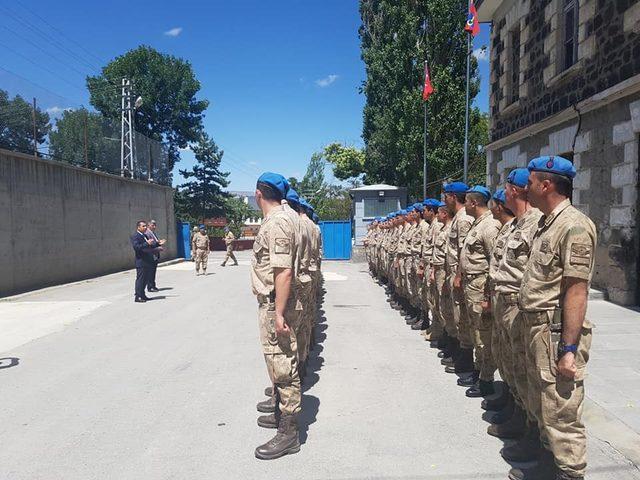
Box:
[497,292,519,306]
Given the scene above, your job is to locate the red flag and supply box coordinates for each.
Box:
[465,0,480,37]
[422,61,434,101]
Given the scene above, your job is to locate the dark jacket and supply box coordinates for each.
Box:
[131,231,159,268]
[144,229,161,262]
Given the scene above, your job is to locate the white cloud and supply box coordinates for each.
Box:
[46,106,72,116]
[164,27,183,37]
[315,74,339,88]
[473,47,489,61]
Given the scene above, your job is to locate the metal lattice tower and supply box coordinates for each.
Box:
[120,78,136,177]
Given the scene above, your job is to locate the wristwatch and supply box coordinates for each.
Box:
[557,340,578,358]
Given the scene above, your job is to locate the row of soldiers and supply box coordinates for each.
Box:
[250,172,324,460]
[364,156,596,480]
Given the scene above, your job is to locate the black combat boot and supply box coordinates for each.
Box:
[405,307,418,324]
[465,380,495,398]
[257,411,279,429]
[440,338,459,366]
[508,449,557,480]
[489,393,515,424]
[555,471,582,480]
[445,347,474,374]
[501,422,543,462]
[457,370,479,387]
[264,386,273,397]
[255,414,301,460]
[487,404,526,438]
[437,332,449,351]
[481,383,510,411]
[257,395,276,413]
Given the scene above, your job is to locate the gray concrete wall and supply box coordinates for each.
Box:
[0,149,177,297]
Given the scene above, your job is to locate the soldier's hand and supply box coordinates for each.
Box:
[557,352,577,379]
[429,272,435,283]
[159,239,167,245]
[453,274,462,290]
[275,315,290,337]
[482,298,491,312]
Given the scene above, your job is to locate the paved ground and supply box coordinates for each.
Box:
[0,251,639,479]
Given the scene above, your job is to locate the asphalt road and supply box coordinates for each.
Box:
[0,251,638,479]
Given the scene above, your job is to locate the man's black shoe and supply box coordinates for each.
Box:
[147,287,160,292]
[135,297,146,303]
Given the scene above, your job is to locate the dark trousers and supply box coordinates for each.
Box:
[146,261,158,290]
[135,266,152,298]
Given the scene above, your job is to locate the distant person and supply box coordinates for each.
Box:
[130,220,163,303]
[192,225,210,275]
[190,226,199,261]
[145,219,166,292]
[221,227,239,267]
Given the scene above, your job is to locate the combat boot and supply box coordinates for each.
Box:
[487,404,526,438]
[264,386,273,397]
[436,332,449,351]
[257,412,279,429]
[457,370,479,387]
[465,380,495,398]
[482,383,510,411]
[490,394,515,424]
[257,395,276,413]
[440,338,459,364]
[508,449,557,480]
[501,422,542,463]
[555,471,582,480]
[255,414,301,460]
[405,308,418,324]
[445,348,474,374]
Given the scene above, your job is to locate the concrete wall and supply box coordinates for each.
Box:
[0,149,177,297]
[352,189,406,246]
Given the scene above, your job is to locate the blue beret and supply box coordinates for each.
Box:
[257,172,290,197]
[413,202,424,212]
[286,188,301,206]
[443,181,469,194]
[407,205,415,212]
[199,224,206,229]
[507,168,530,188]
[399,209,408,215]
[437,201,446,208]
[492,189,506,204]
[423,198,441,208]
[527,156,576,179]
[312,213,320,223]
[467,185,491,200]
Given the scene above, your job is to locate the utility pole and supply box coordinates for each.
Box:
[32,97,37,157]
[148,141,153,182]
[83,109,89,168]
[120,78,135,177]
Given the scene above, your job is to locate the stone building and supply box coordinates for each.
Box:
[477,0,640,305]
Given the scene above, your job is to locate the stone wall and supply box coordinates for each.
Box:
[490,0,640,142]
[487,93,640,305]
[0,149,178,297]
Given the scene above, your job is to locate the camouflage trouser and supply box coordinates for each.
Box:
[436,268,456,338]
[258,301,301,416]
[448,267,472,346]
[493,293,522,404]
[522,311,592,477]
[463,274,495,381]
[297,280,314,362]
[194,248,209,272]
[407,258,420,306]
[222,246,237,265]
[398,257,408,296]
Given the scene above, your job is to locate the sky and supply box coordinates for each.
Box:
[0,0,491,191]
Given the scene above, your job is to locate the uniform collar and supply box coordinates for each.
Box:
[472,210,492,226]
[542,198,571,227]
[264,204,285,219]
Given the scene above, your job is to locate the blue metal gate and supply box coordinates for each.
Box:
[319,220,352,260]
[176,221,192,259]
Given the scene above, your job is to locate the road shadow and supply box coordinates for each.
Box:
[155,287,173,291]
[0,357,20,369]
[299,394,320,445]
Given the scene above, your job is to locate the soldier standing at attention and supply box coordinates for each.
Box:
[221,227,239,267]
[251,172,302,460]
[509,157,596,480]
[458,186,501,398]
[192,225,210,276]
[430,203,454,353]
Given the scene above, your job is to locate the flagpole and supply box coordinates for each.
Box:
[423,62,428,199]
[463,31,471,185]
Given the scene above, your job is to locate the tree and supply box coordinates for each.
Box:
[313,185,352,220]
[359,0,486,197]
[298,152,326,199]
[224,196,257,238]
[86,46,208,176]
[177,133,230,222]
[49,108,120,172]
[323,142,366,182]
[0,89,50,154]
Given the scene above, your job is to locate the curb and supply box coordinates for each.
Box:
[1,257,186,302]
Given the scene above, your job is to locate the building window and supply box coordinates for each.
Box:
[510,27,521,104]
[562,0,579,70]
[363,197,398,218]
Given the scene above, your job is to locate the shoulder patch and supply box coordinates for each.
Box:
[570,243,592,266]
[274,237,291,254]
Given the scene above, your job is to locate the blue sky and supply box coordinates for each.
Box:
[0,0,490,191]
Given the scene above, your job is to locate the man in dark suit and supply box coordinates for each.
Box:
[144,219,166,293]
[131,220,163,303]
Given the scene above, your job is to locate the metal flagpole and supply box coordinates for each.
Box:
[423,78,428,199]
[463,31,471,185]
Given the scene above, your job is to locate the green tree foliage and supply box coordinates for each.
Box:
[298,152,326,199]
[177,133,230,222]
[86,46,208,175]
[323,142,366,182]
[223,196,257,238]
[49,108,120,172]
[359,0,488,197]
[0,89,50,154]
